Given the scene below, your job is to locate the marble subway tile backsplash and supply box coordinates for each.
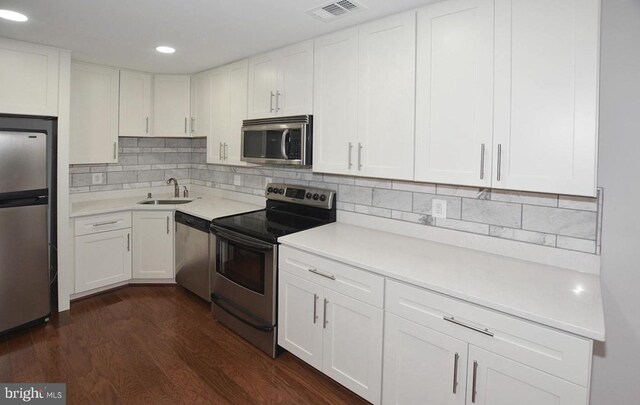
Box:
[72,137,602,255]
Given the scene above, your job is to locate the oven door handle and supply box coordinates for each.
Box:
[211,226,275,251]
[211,293,275,332]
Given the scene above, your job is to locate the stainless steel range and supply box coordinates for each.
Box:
[209,183,336,357]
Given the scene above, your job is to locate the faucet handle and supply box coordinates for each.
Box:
[147,192,152,199]
[183,186,189,198]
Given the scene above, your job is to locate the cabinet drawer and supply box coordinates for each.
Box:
[386,280,592,387]
[75,212,132,236]
[279,246,384,308]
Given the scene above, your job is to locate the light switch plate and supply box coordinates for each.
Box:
[432,199,447,218]
[92,173,103,185]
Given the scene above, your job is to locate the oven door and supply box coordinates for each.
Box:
[210,226,277,330]
[241,123,304,165]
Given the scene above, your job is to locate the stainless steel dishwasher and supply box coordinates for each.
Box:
[175,211,211,301]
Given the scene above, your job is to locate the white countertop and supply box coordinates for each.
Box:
[70,194,262,221]
[279,222,605,341]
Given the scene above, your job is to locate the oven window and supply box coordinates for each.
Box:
[218,240,265,294]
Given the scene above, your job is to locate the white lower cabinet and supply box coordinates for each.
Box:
[75,213,132,293]
[469,346,588,405]
[278,247,384,404]
[132,211,175,279]
[383,313,468,405]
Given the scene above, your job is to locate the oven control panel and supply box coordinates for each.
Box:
[266,183,335,209]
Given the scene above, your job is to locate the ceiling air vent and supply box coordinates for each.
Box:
[306,0,365,22]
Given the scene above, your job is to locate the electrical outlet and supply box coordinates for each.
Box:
[92,173,103,185]
[432,199,447,218]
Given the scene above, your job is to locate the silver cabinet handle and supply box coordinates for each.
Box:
[452,352,459,394]
[348,142,353,169]
[219,142,223,160]
[269,91,275,113]
[323,298,328,329]
[184,117,188,134]
[443,316,494,337]
[275,91,281,112]
[113,142,117,160]
[127,233,130,252]
[358,143,363,170]
[308,268,336,280]
[92,220,118,227]
[145,117,149,134]
[191,117,195,133]
[223,143,228,160]
[166,216,170,234]
[480,143,485,180]
[497,144,502,181]
[472,360,478,403]
[313,293,318,324]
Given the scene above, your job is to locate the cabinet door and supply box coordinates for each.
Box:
[278,41,313,116]
[0,38,59,116]
[191,70,212,138]
[75,228,132,293]
[208,67,230,164]
[278,271,324,370]
[132,211,175,279]
[225,60,249,165]
[383,313,468,405]
[247,52,278,118]
[415,0,494,187]
[312,28,359,176]
[70,62,120,164]
[468,346,588,405]
[357,12,416,180]
[493,0,599,196]
[322,288,383,404]
[119,70,152,137]
[153,75,191,137]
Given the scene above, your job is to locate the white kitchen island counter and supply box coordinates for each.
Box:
[279,222,605,341]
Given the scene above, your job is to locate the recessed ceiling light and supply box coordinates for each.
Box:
[0,10,28,22]
[155,46,175,54]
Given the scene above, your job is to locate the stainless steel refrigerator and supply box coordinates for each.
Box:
[0,116,56,334]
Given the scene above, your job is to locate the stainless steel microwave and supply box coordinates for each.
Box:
[241,115,312,166]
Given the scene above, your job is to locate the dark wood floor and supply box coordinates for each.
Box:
[0,285,368,405]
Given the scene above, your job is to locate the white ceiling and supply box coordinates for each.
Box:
[0,0,436,74]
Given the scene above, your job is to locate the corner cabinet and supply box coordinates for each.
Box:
[0,38,60,116]
[74,212,132,294]
[70,62,120,164]
[312,13,416,180]
[278,246,384,404]
[247,41,313,118]
[119,70,153,137]
[208,59,249,165]
[132,211,175,279]
[152,75,191,137]
[190,70,212,138]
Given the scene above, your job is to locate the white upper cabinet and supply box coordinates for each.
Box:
[119,70,152,137]
[153,74,191,137]
[357,12,416,180]
[247,41,313,118]
[312,14,416,181]
[312,28,359,176]
[70,62,120,164]
[191,70,212,138]
[414,0,494,187]
[0,38,60,117]
[492,0,600,196]
[208,59,249,166]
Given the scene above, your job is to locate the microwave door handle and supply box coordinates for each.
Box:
[280,129,290,159]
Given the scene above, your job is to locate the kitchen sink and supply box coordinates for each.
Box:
[138,199,193,205]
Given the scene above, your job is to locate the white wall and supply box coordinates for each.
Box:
[591,0,640,402]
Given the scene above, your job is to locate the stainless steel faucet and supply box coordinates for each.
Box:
[167,178,179,198]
